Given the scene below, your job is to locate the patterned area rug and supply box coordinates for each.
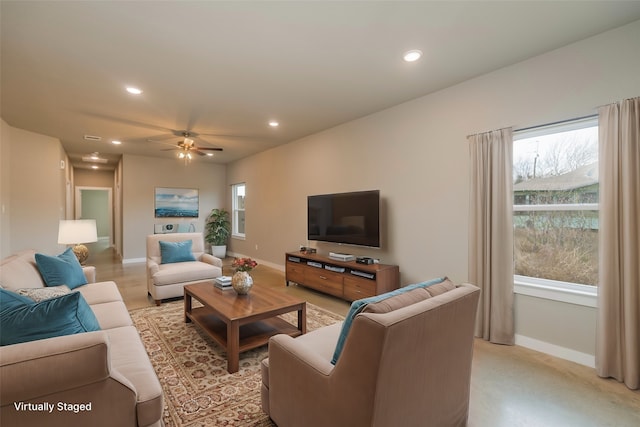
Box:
[130,299,343,426]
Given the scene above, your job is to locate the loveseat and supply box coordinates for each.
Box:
[261,278,480,427]
[146,232,222,305]
[0,250,164,427]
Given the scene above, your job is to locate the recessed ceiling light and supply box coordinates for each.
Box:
[91,165,99,169]
[403,50,423,62]
[112,140,122,145]
[269,121,279,127]
[126,86,142,95]
[206,153,214,157]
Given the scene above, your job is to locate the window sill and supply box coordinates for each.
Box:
[513,275,597,308]
[232,234,246,241]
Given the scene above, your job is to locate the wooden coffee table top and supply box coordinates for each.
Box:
[185,281,305,321]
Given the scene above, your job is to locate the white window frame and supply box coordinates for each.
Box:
[232,183,245,240]
[513,117,598,307]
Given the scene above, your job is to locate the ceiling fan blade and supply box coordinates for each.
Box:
[197,147,223,151]
[147,133,180,141]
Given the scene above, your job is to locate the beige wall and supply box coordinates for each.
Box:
[74,168,114,188]
[0,121,67,256]
[0,119,11,257]
[226,21,640,360]
[121,154,227,261]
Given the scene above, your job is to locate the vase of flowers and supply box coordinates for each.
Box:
[231,257,257,295]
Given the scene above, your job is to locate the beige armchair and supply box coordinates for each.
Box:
[146,232,222,305]
[261,282,480,427]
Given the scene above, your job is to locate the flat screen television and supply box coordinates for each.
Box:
[307,190,380,248]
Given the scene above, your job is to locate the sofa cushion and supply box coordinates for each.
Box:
[105,326,164,427]
[424,277,457,297]
[0,250,46,290]
[90,301,134,329]
[0,292,101,346]
[34,248,88,289]
[77,281,124,305]
[331,277,446,364]
[159,240,196,264]
[362,288,431,314]
[152,261,219,286]
[15,285,71,302]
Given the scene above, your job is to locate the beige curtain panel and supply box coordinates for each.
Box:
[596,97,640,390]
[468,128,515,345]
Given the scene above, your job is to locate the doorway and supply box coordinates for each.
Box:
[75,187,113,247]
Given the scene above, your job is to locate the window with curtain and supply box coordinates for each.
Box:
[232,183,246,239]
[513,117,598,290]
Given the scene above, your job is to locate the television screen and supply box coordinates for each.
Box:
[308,190,380,248]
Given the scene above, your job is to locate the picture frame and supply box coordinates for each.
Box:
[155,187,199,218]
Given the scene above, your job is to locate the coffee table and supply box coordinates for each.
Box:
[184,281,307,373]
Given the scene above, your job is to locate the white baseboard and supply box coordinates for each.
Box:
[122,257,146,264]
[515,334,595,368]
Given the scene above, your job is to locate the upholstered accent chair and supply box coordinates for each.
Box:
[146,232,222,305]
[261,281,480,427]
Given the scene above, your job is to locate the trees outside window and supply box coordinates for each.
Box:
[513,118,598,286]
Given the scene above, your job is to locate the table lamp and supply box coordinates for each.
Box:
[58,219,98,264]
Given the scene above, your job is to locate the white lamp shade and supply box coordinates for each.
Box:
[58,219,98,245]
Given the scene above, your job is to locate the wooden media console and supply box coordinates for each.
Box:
[285,252,399,301]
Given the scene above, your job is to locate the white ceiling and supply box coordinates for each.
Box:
[3,1,640,170]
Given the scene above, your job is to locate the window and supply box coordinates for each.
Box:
[232,183,245,239]
[513,117,598,291]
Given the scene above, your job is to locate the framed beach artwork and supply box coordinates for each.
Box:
[155,187,199,218]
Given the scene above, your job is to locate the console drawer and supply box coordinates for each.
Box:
[344,276,377,300]
[304,269,343,297]
[286,262,305,284]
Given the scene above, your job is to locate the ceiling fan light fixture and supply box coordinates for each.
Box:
[81,153,107,163]
[206,153,214,157]
[112,140,122,145]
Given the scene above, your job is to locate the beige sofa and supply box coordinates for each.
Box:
[0,250,164,427]
[261,280,480,427]
[146,232,223,305]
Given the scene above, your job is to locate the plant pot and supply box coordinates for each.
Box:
[211,245,226,259]
[232,271,253,295]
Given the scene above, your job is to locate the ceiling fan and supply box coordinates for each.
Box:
[159,132,223,161]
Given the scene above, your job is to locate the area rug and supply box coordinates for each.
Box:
[130,299,344,426]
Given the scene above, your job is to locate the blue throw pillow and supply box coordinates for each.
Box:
[35,247,88,289]
[331,277,446,364]
[0,291,101,346]
[0,288,35,315]
[159,240,196,264]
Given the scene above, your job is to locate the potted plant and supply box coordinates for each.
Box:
[205,208,230,259]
